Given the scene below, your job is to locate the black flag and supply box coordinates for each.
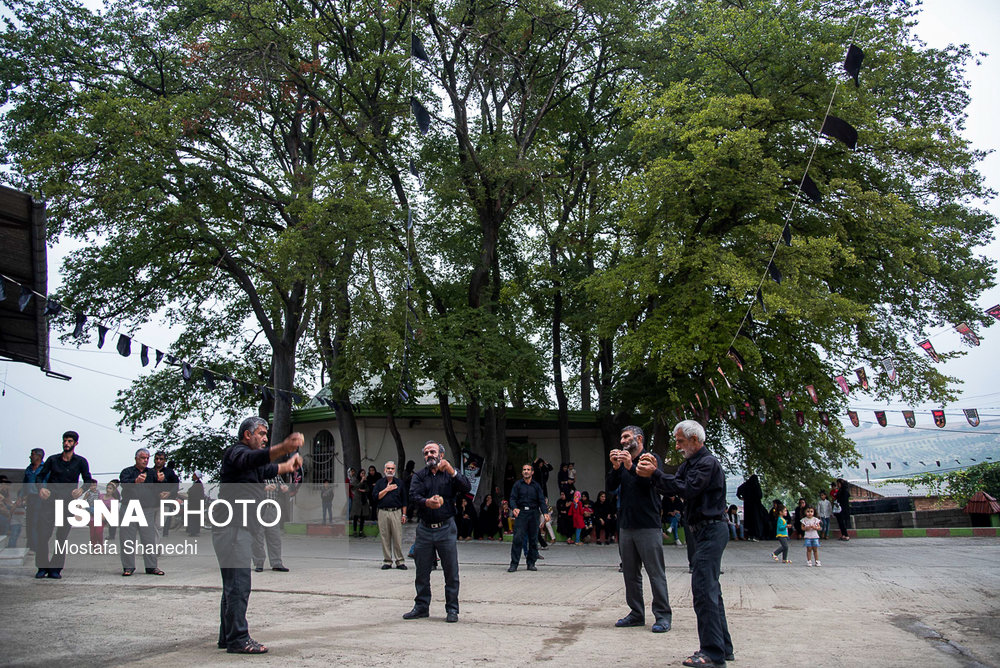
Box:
[408,158,423,188]
[821,115,858,149]
[140,344,149,367]
[411,33,430,62]
[844,44,864,87]
[18,285,32,311]
[97,325,109,348]
[875,411,886,427]
[43,299,61,317]
[767,259,782,284]
[73,312,87,338]
[903,410,916,428]
[781,223,792,247]
[155,350,164,367]
[799,174,822,203]
[182,363,193,382]
[203,370,216,390]
[410,96,430,135]
[756,288,767,313]
[116,334,131,357]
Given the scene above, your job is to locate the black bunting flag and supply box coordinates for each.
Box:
[43,299,61,317]
[410,96,430,135]
[140,344,149,367]
[73,312,86,338]
[0,278,4,301]
[182,362,193,382]
[964,408,980,427]
[203,370,216,390]
[819,411,830,428]
[799,174,822,203]
[844,44,864,87]
[767,259,782,284]
[411,33,430,62]
[932,409,946,428]
[875,411,886,427]
[116,334,131,357]
[756,287,766,313]
[97,325,108,349]
[782,223,792,247]
[903,410,916,428]
[155,350,164,367]
[821,115,858,149]
[408,158,423,188]
[727,347,745,371]
[18,286,32,311]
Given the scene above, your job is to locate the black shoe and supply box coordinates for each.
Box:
[47,570,62,579]
[34,569,47,579]
[254,567,263,573]
[402,608,429,620]
[382,564,392,570]
[725,653,735,661]
[446,613,458,623]
[527,564,538,571]
[507,564,518,572]
[651,621,671,633]
[615,616,644,627]
[272,566,289,572]
[396,563,408,570]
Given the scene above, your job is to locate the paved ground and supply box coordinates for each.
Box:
[1,530,998,667]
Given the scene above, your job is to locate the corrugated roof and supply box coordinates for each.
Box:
[964,491,1000,514]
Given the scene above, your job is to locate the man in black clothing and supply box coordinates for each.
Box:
[373,461,408,570]
[607,425,672,634]
[152,451,180,537]
[403,440,470,623]
[119,448,165,576]
[640,420,733,668]
[214,416,303,654]
[34,430,94,579]
[22,447,45,553]
[508,463,549,572]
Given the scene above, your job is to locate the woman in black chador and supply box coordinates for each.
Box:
[736,474,768,541]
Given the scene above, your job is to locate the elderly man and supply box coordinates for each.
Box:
[403,440,470,623]
[638,420,734,668]
[507,463,548,572]
[373,461,408,570]
[22,447,45,553]
[607,425,672,633]
[119,448,166,576]
[34,431,94,579]
[214,417,303,654]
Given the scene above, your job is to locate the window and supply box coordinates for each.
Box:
[312,430,335,484]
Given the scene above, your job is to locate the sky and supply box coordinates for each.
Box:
[2,1,1000,482]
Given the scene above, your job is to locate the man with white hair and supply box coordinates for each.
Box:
[373,460,408,570]
[638,420,733,668]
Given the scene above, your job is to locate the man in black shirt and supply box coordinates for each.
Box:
[403,440,470,623]
[507,463,548,572]
[214,416,303,654]
[152,451,180,537]
[35,430,94,578]
[640,420,733,668]
[373,461,408,570]
[119,448,165,576]
[607,425,672,633]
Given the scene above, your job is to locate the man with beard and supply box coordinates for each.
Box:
[608,425,672,634]
[507,463,549,572]
[214,417,303,654]
[403,440,470,623]
[34,431,94,579]
[151,451,180,537]
[22,447,46,553]
[639,420,733,668]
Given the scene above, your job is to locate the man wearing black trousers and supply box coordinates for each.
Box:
[34,431,94,579]
[507,463,548,572]
[214,416,303,654]
[403,440,470,623]
[641,420,734,668]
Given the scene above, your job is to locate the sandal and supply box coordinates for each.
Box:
[227,639,268,654]
[145,568,165,576]
[122,568,134,577]
[683,652,725,667]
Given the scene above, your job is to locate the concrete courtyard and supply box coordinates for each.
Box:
[1,531,998,667]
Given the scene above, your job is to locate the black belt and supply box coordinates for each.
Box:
[380,507,402,511]
[520,507,538,511]
[691,518,726,531]
[422,520,449,529]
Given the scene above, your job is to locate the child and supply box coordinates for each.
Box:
[801,505,822,566]
[816,491,832,540]
[771,505,791,563]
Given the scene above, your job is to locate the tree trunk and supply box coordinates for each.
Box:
[386,411,406,467]
[438,392,462,455]
[270,340,296,442]
[597,336,618,453]
[580,333,592,413]
[550,243,572,468]
[334,401,362,479]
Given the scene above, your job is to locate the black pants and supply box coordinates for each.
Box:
[34,498,72,572]
[25,496,42,552]
[413,519,460,615]
[691,521,733,664]
[836,510,850,537]
[510,508,539,567]
[213,524,253,649]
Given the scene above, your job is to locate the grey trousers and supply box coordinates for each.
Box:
[213,525,253,649]
[619,527,672,624]
[250,502,283,568]
[119,507,159,570]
